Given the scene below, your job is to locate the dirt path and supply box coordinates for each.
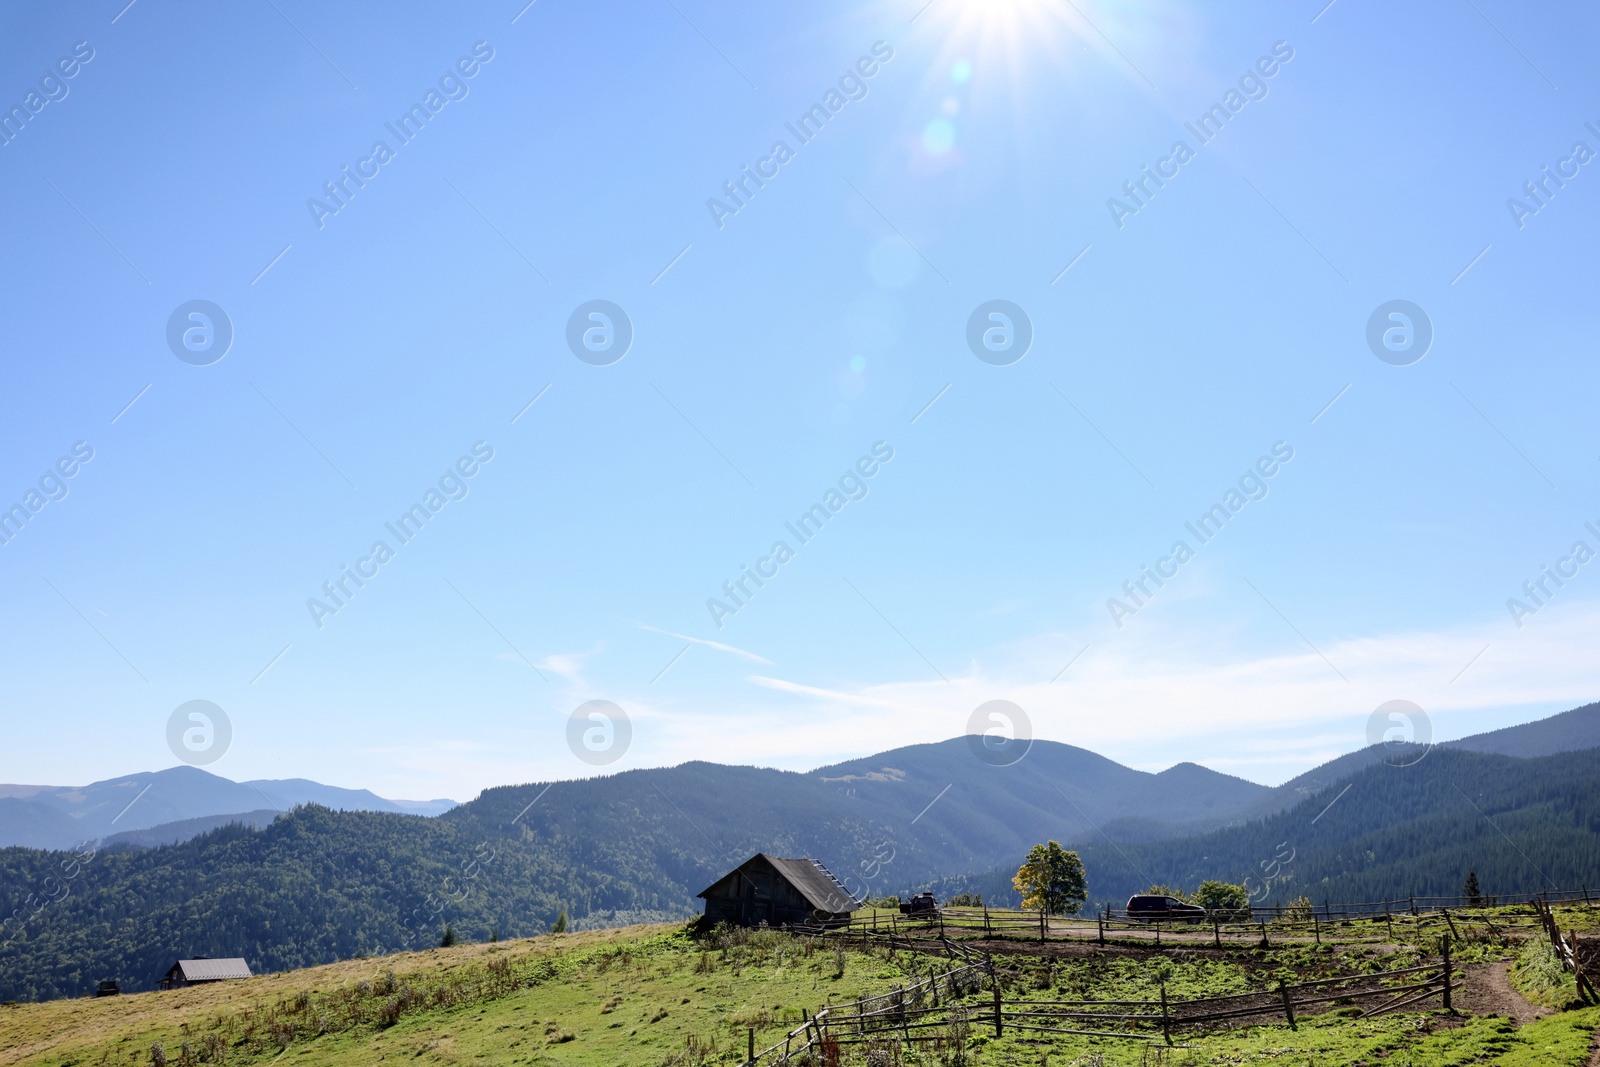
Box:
[1454,961,1549,1026]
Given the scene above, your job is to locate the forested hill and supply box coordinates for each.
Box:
[2,732,1598,1003]
[941,745,1600,910]
[0,741,1262,1002]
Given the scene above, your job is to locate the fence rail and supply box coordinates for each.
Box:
[814,889,1595,951]
[744,917,1469,1064]
[1530,897,1599,1004]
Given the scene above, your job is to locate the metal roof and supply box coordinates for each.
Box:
[698,854,858,915]
[173,958,253,981]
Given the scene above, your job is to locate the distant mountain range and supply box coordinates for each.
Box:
[1,701,1595,1002]
[0,767,456,850]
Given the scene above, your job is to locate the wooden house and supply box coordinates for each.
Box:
[160,957,253,989]
[697,854,857,927]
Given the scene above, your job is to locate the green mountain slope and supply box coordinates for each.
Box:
[0,767,456,850]
[1067,745,1600,906]
[3,722,1598,1003]
[1236,701,1600,822]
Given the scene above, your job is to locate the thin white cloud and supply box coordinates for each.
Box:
[634,622,773,664]
[623,599,1600,787]
[299,600,1600,798]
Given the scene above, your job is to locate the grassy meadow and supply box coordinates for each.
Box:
[2,910,1597,1066]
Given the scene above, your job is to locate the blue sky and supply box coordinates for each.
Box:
[2,0,1598,801]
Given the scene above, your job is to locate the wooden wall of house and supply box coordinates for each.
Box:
[702,862,817,927]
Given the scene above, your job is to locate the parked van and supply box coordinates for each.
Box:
[1125,894,1207,924]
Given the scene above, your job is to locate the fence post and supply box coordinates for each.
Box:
[1571,931,1599,1003]
[1213,914,1221,948]
[992,982,1003,1037]
[1441,936,1453,1013]
[1313,911,1320,945]
[1385,905,1393,942]
[1259,921,1269,948]
[747,1027,754,1064]
[983,905,991,938]
[1410,896,1417,916]
[1039,910,1046,944]
[1160,981,1172,1045]
[1278,979,1297,1030]
[1098,914,1105,944]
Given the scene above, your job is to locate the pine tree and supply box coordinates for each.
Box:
[1463,871,1482,907]
[552,909,568,933]
[439,925,457,947]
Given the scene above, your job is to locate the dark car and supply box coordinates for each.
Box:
[898,892,939,915]
[1126,894,1207,924]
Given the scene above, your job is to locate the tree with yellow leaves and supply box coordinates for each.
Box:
[1011,840,1088,916]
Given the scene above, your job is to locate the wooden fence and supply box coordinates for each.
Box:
[996,958,1452,1044]
[1531,897,1599,1004]
[744,936,990,1066]
[817,890,1593,951]
[743,927,1459,1064]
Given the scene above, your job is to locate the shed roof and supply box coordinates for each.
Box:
[172,958,253,981]
[698,854,857,915]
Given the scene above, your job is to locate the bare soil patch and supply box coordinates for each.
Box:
[1455,960,1550,1026]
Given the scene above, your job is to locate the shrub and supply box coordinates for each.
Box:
[1192,880,1251,922]
[1283,896,1315,921]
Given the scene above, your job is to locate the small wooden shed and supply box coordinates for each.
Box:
[160,957,253,989]
[698,854,857,927]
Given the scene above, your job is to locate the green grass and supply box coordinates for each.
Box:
[1508,934,1581,1010]
[0,923,921,1067]
[940,1007,1600,1067]
[4,916,1597,1067]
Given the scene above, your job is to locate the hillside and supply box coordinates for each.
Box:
[6,911,1600,1067]
[0,739,1277,1002]
[5,745,1599,1003]
[3,704,1599,1003]
[99,810,280,851]
[1066,745,1600,906]
[0,924,918,1067]
[1450,700,1600,758]
[0,766,455,851]
[1238,700,1600,821]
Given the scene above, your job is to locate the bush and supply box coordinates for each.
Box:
[1283,896,1315,921]
[1192,880,1251,922]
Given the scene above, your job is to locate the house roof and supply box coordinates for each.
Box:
[171,958,253,981]
[698,854,858,915]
